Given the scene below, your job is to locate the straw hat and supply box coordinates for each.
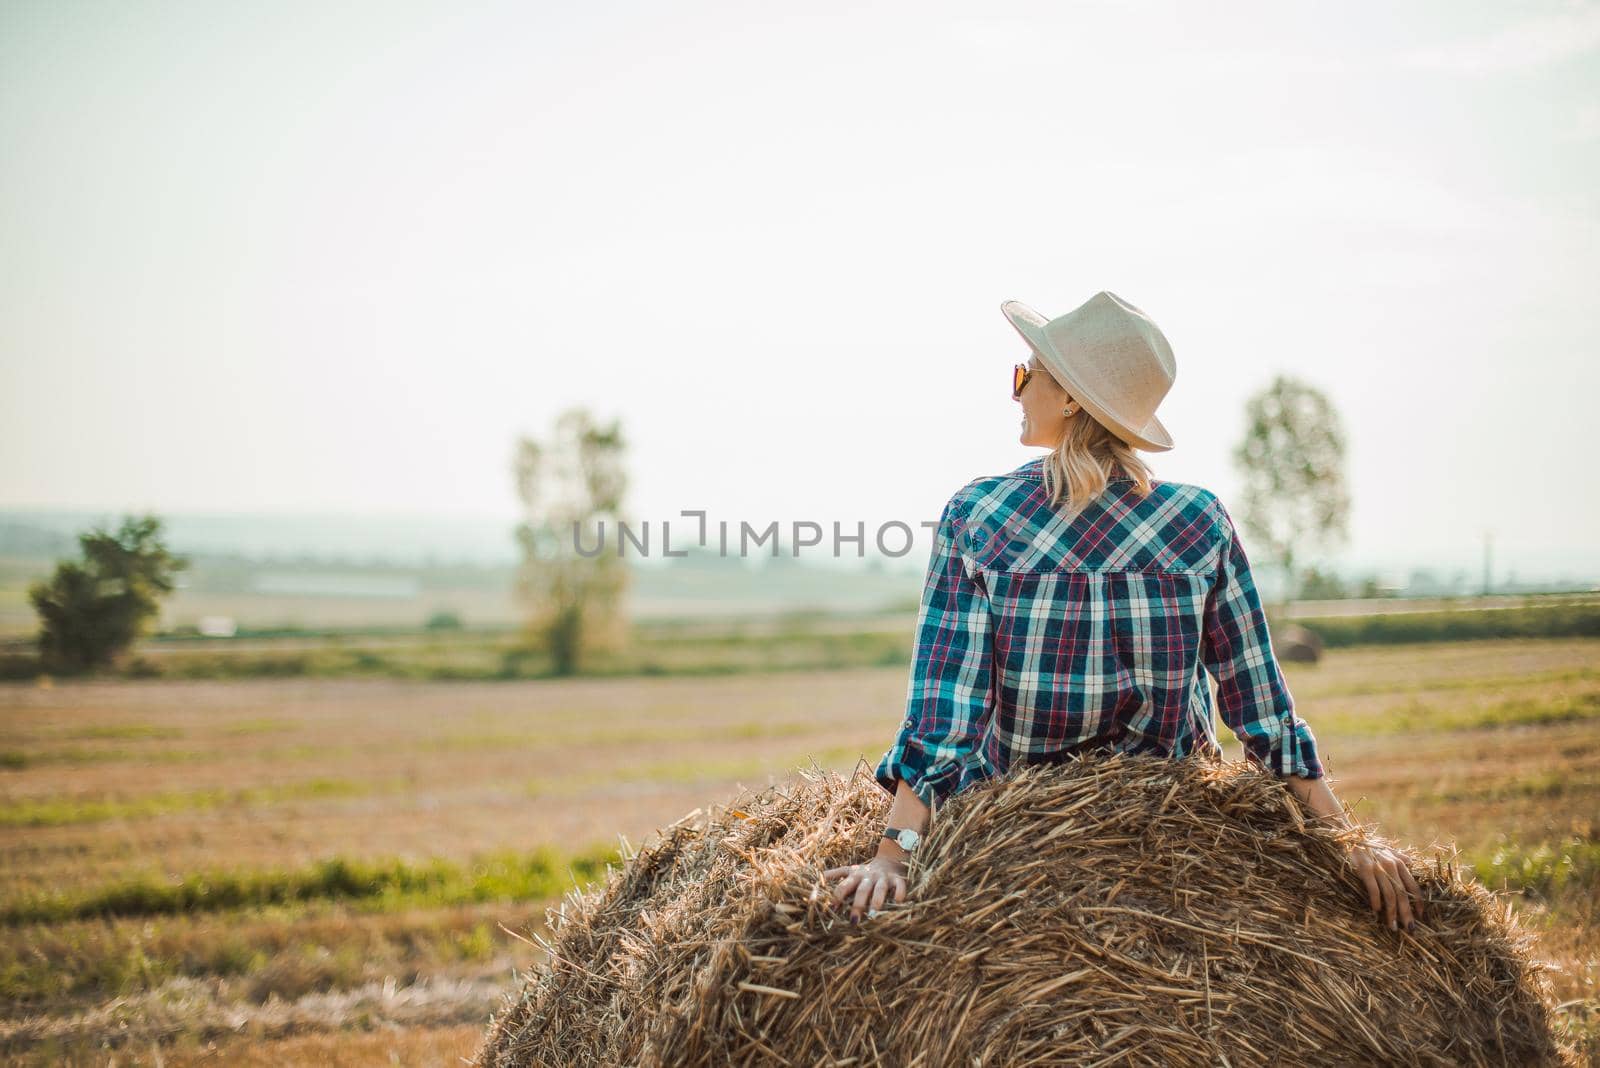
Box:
[1001,290,1177,452]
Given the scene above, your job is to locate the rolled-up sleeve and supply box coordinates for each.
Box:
[1200,501,1324,780]
[874,493,996,808]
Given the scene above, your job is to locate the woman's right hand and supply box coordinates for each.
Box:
[821,854,908,924]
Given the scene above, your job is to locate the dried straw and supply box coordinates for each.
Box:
[476,751,1575,1067]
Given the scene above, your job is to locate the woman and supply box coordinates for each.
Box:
[823,290,1424,935]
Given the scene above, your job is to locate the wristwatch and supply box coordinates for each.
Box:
[882,826,921,853]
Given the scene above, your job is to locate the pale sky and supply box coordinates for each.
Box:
[3,0,1597,578]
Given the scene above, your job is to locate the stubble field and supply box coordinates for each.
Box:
[1,636,1597,1065]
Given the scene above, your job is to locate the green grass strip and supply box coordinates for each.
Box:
[1467,837,1600,903]
[1308,691,1600,738]
[1297,603,1600,648]
[0,778,374,828]
[0,846,620,926]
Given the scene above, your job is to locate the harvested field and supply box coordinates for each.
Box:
[0,636,1596,1064]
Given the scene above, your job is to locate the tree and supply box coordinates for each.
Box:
[511,408,630,676]
[1297,565,1348,600]
[28,514,189,674]
[1232,376,1350,607]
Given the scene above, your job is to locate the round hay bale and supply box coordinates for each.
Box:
[476,752,1574,1067]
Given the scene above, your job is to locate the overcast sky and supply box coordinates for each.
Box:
[2,0,1596,577]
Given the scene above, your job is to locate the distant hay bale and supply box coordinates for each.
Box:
[1275,622,1326,664]
[476,752,1574,1067]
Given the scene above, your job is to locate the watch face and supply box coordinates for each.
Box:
[898,829,919,849]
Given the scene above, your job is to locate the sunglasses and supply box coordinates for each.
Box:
[1012,362,1039,400]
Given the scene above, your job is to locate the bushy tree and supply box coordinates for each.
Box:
[512,409,629,676]
[28,514,189,674]
[1233,376,1350,607]
[1298,565,1348,600]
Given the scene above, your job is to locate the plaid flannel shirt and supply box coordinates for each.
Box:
[874,457,1324,809]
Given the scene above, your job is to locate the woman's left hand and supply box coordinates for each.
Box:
[1348,838,1425,933]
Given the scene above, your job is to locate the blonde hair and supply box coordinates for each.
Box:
[1039,411,1157,521]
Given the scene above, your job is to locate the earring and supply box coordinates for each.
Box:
[1063,406,1076,416]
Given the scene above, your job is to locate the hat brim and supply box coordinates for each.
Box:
[1000,300,1174,453]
